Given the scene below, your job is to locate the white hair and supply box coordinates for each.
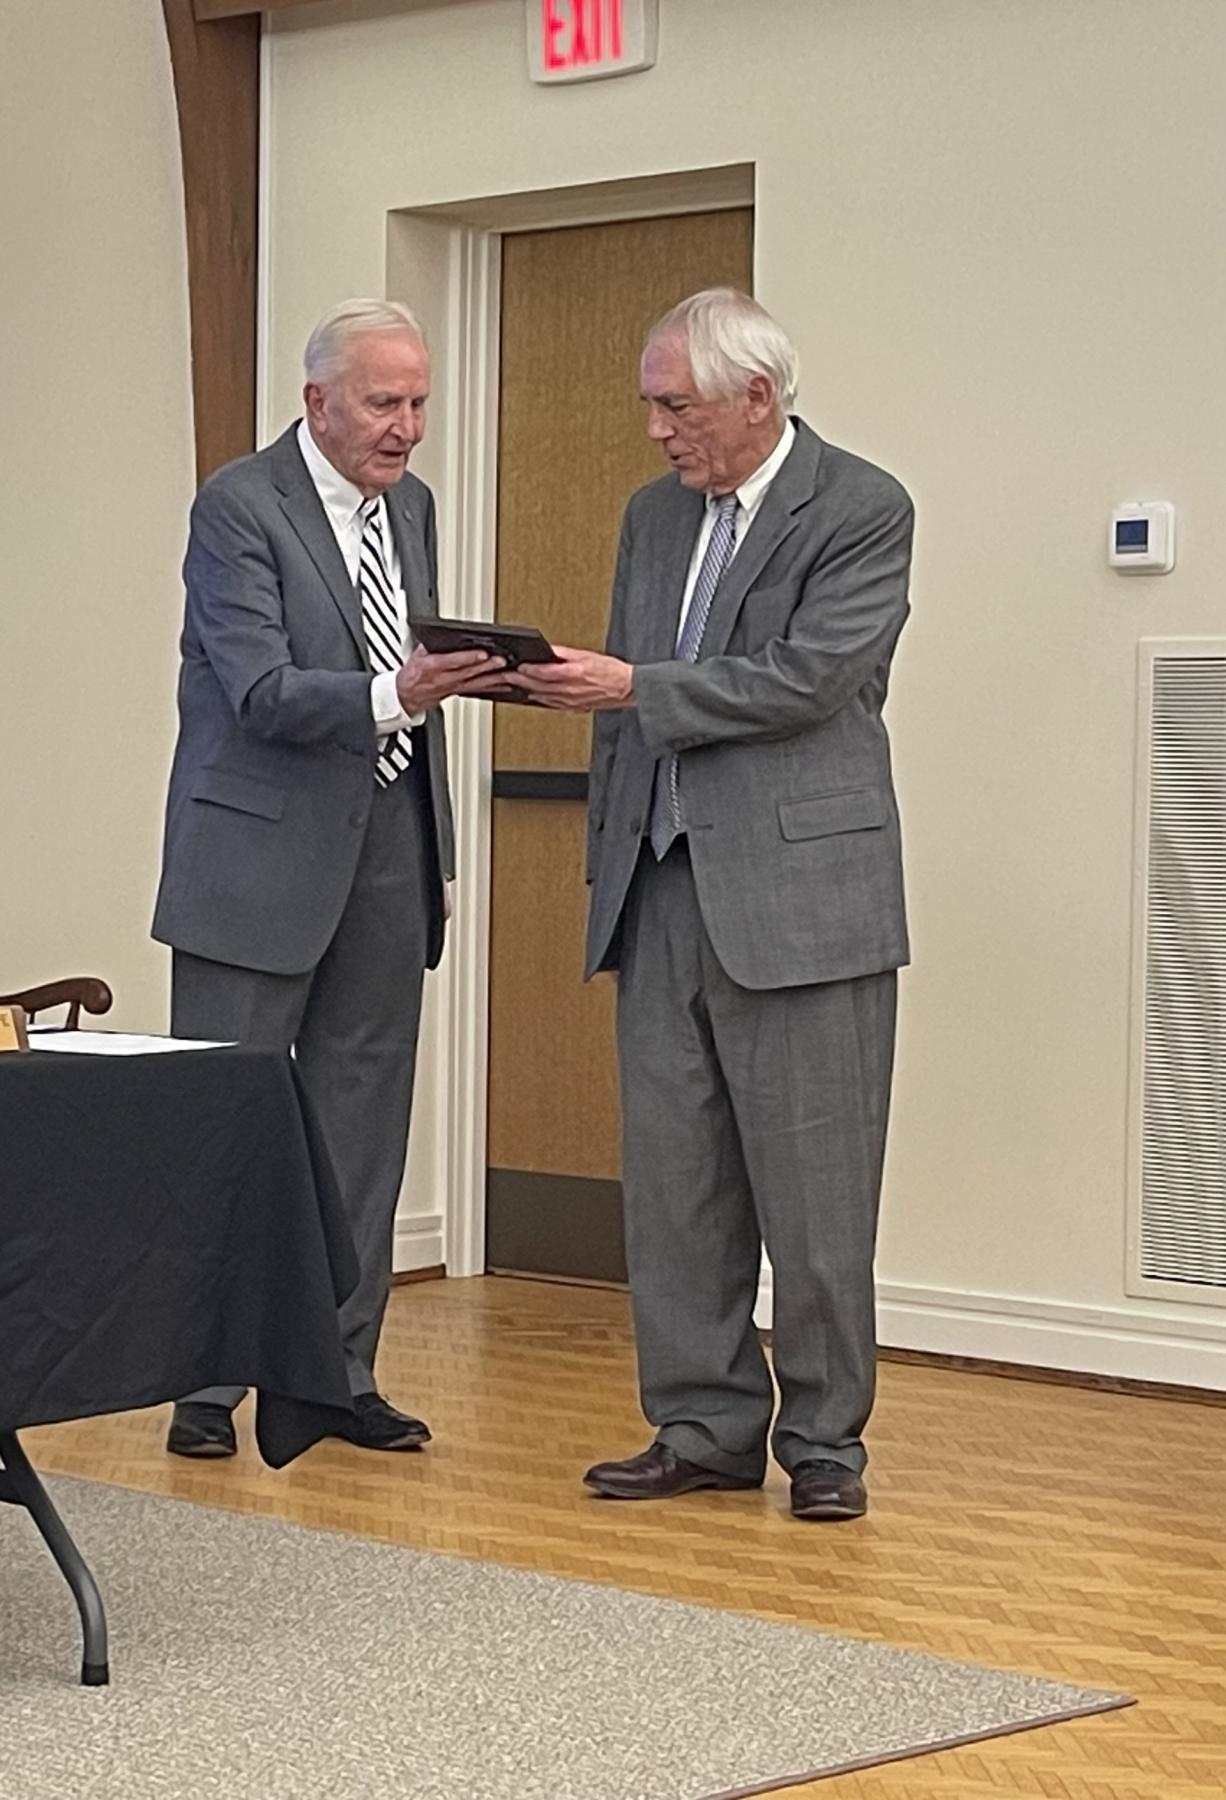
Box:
[646,288,799,415]
[303,298,427,384]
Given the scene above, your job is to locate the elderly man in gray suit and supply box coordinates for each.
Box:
[153,299,505,1458]
[510,289,912,1520]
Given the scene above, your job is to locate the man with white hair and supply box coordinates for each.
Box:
[510,289,913,1520]
[153,299,505,1457]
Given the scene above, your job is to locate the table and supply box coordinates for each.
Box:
[0,1045,359,1685]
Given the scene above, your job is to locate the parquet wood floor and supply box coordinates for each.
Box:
[23,1276,1226,1797]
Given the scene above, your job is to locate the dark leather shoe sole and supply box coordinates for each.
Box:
[334,1428,429,1452]
[584,1468,760,1500]
[791,1495,866,1520]
[167,1437,237,1460]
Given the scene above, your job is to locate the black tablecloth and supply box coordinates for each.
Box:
[0,1046,359,1467]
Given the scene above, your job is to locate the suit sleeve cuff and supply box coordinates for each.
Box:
[631,661,687,757]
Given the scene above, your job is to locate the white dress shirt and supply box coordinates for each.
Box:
[296,420,416,734]
[675,419,796,644]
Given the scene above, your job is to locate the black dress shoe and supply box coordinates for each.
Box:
[790,1459,867,1520]
[583,1443,761,1500]
[333,1392,432,1452]
[166,1402,237,1459]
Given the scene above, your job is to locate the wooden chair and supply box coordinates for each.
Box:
[0,976,114,1030]
[0,973,114,1683]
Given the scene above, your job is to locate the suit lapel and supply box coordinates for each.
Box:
[640,485,705,661]
[271,426,367,663]
[385,485,434,621]
[699,421,824,659]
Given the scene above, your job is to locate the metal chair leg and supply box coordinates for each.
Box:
[0,1431,109,1685]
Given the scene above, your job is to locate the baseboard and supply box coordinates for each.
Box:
[488,1267,629,1293]
[753,1275,1226,1392]
[393,1212,444,1276]
[878,1345,1226,1407]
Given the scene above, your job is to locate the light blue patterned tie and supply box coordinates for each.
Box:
[649,493,739,861]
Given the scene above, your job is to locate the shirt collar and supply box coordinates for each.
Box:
[711,417,796,518]
[296,418,370,532]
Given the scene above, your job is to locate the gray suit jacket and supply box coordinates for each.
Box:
[585,420,912,990]
[152,425,455,977]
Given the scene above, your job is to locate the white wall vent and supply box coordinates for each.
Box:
[1127,641,1226,1303]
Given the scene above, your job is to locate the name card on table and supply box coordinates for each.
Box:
[0,1005,29,1052]
[528,0,658,84]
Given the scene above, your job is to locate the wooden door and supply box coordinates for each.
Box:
[486,208,754,1281]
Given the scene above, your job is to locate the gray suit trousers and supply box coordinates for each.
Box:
[617,843,896,1481]
[172,766,431,1405]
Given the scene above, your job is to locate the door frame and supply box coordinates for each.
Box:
[385,170,757,1277]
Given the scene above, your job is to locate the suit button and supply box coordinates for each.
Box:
[350,809,366,828]
[629,817,642,834]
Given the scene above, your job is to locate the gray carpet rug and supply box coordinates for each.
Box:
[1,1478,1129,1799]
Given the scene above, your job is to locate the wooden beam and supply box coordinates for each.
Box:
[162,0,260,481]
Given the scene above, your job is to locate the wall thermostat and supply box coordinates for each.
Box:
[1109,501,1175,573]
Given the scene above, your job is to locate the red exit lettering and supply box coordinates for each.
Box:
[543,0,624,72]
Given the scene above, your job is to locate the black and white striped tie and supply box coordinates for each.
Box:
[358,498,412,787]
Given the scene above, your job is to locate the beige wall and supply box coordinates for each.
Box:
[2,0,1219,1361]
[1,0,193,1029]
[264,0,1226,1359]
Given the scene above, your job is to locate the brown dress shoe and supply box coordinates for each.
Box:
[583,1443,761,1500]
[789,1459,867,1520]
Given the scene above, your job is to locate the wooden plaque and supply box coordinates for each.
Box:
[0,1004,29,1052]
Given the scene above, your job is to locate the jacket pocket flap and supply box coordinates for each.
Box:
[191,767,287,822]
[778,787,886,842]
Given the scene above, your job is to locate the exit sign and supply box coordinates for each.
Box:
[527,0,658,85]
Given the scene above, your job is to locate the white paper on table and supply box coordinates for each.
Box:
[28,1030,234,1055]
